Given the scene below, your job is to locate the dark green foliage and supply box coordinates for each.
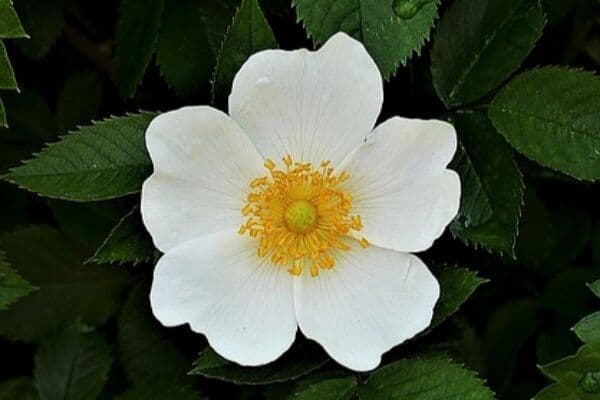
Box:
[449,112,524,255]
[190,343,329,385]
[118,284,193,386]
[431,0,545,107]
[92,207,158,265]
[293,0,439,79]
[360,356,495,399]
[156,0,213,97]
[489,67,600,181]
[14,0,62,59]
[212,0,277,99]
[34,323,113,400]
[0,249,37,311]
[0,1,598,399]
[6,113,155,201]
[114,0,164,98]
[0,226,128,341]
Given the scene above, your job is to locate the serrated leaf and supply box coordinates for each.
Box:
[34,323,113,400]
[293,0,439,80]
[0,41,17,90]
[118,284,193,386]
[0,378,38,400]
[200,0,237,56]
[6,112,155,201]
[449,112,524,255]
[287,376,357,400]
[0,0,27,38]
[190,341,328,385]
[114,0,164,97]
[489,67,600,181]
[0,249,37,310]
[360,356,495,399]
[431,0,545,107]
[115,383,201,400]
[57,71,102,132]
[156,0,213,97]
[92,206,158,265]
[449,138,493,228]
[15,0,62,59]
[212,0,277,100]
[0,226,128,342]
[430,266,488,329]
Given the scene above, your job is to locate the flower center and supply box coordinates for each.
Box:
[239,154,369,277]
[284,200,317,233]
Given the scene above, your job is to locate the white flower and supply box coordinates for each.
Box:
[141,32,460,372]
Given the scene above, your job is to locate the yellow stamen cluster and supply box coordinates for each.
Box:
[239,155,368,277]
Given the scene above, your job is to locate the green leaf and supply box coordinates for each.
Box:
[430,266,488,329]
[115,383,201,400]
[0,378,37,400]
[118,284,193,386]
[0,0,27,38]
[537,346,600,399]
[484,299,538,391]
[287,376,357,400]
[449,112,524,256]
[200,0,237,56]
[0,41,17,90]
[573,311,600,345]
[156,0,213,97]
[360,356,495,399]
[114,0,164,97]
[190,342,328,385]
[92,206,158,265]
[293,0,439,79]
[0,249,37,310]
[15,0,62,59]
[212,0,277,100]
[431,0,545,107]
[34,323,113,400]
[535,281,600,399]
[449,138,493,229]
[57,71,102,132]
[5,112,155,201]
[0,226,128,342]
[489,67,600,181]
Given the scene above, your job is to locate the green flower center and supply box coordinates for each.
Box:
[284,200,318,234]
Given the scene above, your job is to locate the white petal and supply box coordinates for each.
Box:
[341,117,460,253]
[294,249,439,371]
[150,230,297,366]
[229,32,383,166]
[141,106,265,252]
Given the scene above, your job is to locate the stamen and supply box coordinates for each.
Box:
[240,154,368,277]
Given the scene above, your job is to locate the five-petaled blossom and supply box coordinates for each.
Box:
[141,32,461,372]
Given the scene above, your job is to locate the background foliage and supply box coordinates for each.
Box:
[0,0,599,399]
